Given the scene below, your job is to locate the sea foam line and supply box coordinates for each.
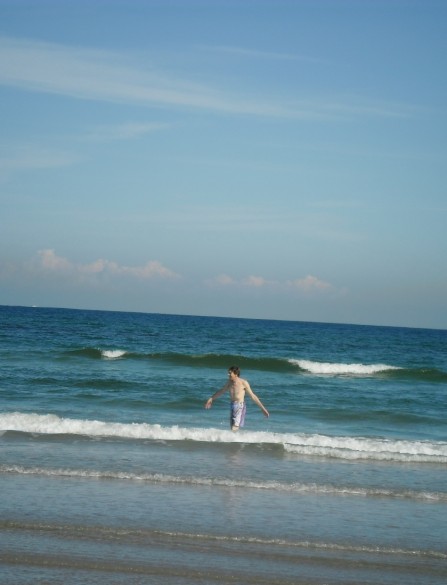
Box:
[290,359,401,375]
[1,412,447,463]
[2,520,445,560]
[1,464,445,502]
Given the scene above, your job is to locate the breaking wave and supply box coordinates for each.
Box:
[290,359,400,376]
[58,349,447,381]
[2,412,446,464]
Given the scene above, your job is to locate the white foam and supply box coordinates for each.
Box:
[2,464,445,502]
[284,433,447,462]
[1,412,446,464]
[283,443,445,463]
[101,349,127,359]
[0,412,242,443]
[291,359,400,376]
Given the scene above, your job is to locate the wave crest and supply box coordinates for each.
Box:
[101,349,127,359]
[1,412,446,464]
[291,359,400,376]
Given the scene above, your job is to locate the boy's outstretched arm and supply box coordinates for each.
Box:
[204,383,228,409]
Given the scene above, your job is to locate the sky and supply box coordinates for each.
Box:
[0,0,446,329]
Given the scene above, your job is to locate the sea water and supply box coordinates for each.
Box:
[0,305,446,584]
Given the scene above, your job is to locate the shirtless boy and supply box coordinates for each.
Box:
[204,366,269,431]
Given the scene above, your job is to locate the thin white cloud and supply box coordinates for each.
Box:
[0,36,294,117]
[0,145,78,177]
[213,274,235,286]
[39,249,72,272]
[0,122,167,179]
[209,273,335,294]
[0,36,413,120]
[206,45,326,64]
[242,275,273,288]
[208,274,274,288]
[286,275,332,292]
[36,249,179,281]
[83,121,168,142]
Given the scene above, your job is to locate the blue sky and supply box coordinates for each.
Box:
[1,0,446,328]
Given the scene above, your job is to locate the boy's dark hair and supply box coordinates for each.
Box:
[228,366,240,377]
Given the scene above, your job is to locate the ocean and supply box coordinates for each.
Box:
[1,305,446,584]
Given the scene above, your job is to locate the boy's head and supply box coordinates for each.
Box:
[228,365,240,377]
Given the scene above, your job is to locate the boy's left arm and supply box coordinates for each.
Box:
[244,382,269,418]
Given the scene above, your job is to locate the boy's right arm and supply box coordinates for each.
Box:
[204,383,228,409]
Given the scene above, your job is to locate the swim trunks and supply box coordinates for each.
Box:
[230,401,246,429]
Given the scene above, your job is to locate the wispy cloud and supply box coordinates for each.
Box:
[209,273,335,294]
[286,275,332,292]
[0,145,78,178]
[206,45,326,64]
[35,249,180,282]
[0,36,293,117]
[0,121,167,179]
[0,36,413,120]
[242,275,273,288]
[82,121,168,142]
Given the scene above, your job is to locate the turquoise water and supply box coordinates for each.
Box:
[1,305,446,584]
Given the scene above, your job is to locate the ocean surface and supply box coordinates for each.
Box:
[1,305,446,584]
